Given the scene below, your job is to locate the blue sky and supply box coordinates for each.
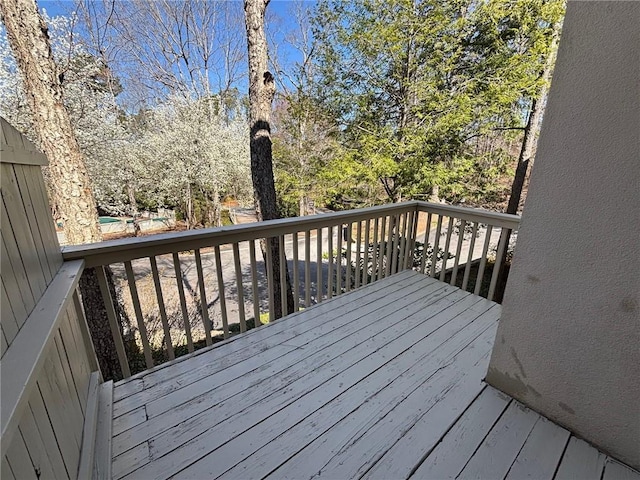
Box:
[37,0,315,99]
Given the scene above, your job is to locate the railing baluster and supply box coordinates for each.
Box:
[194,249,212,346]
[336,224,343,294]
[150,256,174,360]
[316,228,323,302]
[345,222,353,291]
[233,243,247,332]
[305,230,311,307]
[378,216,387,280]
[95,266,130,378]
[420,212,432,274]
[363,219,371,285]
[385,215,394,278]
[124,261,153,369]
[398,213,408,273]
[392,214,402,274]
[450,220,466,287]
[371,217,379,283]
[172,252,194,353]
[488,228,509,301]
[355,221,362,288]
[408,210,418,269]
[429,215,443,278]
[292,232,299,311]
[439,217,454,281]
[327,226,334,299]
[462,222,479,291]
[279,235,288,316]
[214,246,230,338]
[401,212,409,270]
[248,240,260,327]
[474,225,494,296]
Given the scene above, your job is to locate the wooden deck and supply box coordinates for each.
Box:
[107,271,639,480]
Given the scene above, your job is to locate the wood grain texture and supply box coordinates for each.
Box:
[603,460,640,480]
[504,415,570,479]
[90,272,637,480]
[1,260,85,453]
[93,381,114,480]
[410,386,511,480]
[457,401,539,480]
[555,436,607,480]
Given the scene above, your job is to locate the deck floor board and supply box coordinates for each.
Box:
[109,271,640,480]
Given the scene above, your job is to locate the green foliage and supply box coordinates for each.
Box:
[311,0,564,206]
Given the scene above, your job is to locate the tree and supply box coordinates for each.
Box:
[311,0,564,207]
[267,1,341,217]
[244,0,294,318]
[0,0,100,244]
[0,0,127,380]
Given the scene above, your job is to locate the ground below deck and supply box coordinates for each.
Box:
[107,270,640,480]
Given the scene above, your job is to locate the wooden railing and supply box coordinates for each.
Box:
[62,201,519,379]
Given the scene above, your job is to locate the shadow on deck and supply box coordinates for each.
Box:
[105,271,639,480]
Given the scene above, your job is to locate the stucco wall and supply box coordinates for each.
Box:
[486,1,640,470]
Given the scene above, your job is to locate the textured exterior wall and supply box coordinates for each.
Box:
[486,1,640,470]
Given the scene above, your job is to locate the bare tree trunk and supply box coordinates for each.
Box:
[0,0,100,244]
[244,0,295,318]
[1,0,125,379]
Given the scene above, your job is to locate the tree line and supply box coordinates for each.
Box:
[0,0,563,378]
[1,0,564,226]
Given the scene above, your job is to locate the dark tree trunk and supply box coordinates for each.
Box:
[495,27,560,301]
[244,0,295,318]
[2,0,124,377]
[79,267,131,381]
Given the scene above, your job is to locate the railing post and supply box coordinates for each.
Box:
[95,266,130,379]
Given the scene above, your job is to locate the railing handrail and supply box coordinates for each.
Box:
[416,201,520,229]
[62,201,520,268]
[62,201,420,267]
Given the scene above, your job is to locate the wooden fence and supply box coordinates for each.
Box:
[1,118,101,479]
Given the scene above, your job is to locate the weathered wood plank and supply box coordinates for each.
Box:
[1,456,16,480]
[27,388,70,478]
[410,386,511,480]
[52,331,85,436]
[602,460,640,480]
[5,430,38,480]
[555,436,607,480]
[1,164,48,298]
[93,381,113,480]
[77,372,100,480]
[12,164,54,282]
[505,415,570,479]
[265,313,500,480]
[35,356,82,474]
[16,409,57,480]
[62,305,93,409]
[1,231,34,327]
[112,273,435,418]
[111,276,452,460]
[147,292,493,478]
[1,326,7,358]
[113,280,461,473]
[24,166,62,273]
[112,442,150,479]
[457,401,539,480]
[113,406,147,437]
[1,260,84,453]
[1,278,21,345]
[112,271,422,411]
